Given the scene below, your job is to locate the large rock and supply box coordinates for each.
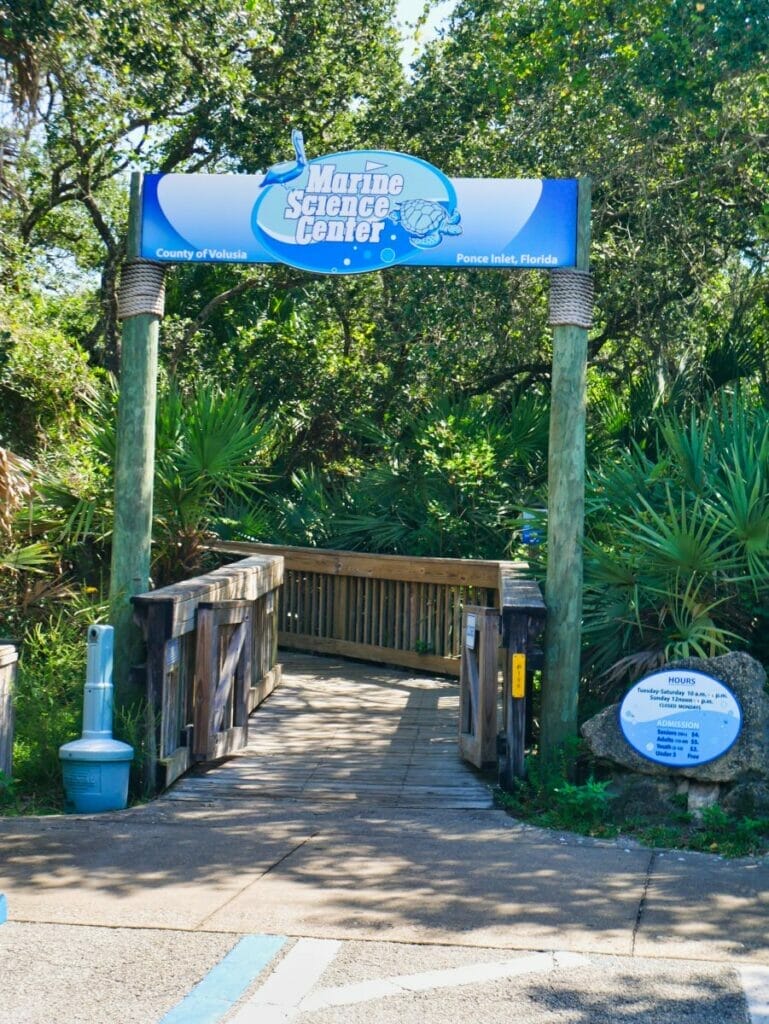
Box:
[721,780,769,818]
[606,774,680,823]
[581,653,769,783]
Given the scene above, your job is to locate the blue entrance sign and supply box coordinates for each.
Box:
[619,668,742,768]
[140,136,577,274]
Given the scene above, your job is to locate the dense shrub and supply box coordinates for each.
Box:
[10,614,86,805]
[582,390,769,695]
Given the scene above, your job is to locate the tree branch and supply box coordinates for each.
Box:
[180,275,263,345]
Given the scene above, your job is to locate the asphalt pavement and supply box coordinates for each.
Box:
[1,653,768,1023]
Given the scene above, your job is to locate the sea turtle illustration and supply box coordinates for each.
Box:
[389,199,462,249]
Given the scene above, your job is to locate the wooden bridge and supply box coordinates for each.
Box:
[166,652,496,810]
[131,542,545,797]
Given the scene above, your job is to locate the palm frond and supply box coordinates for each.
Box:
[658,407,712,495]
[627,488,735,577]
[0,542,53,574]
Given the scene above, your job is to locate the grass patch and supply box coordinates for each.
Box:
[4,614,86,814]
[496,754,769,857]
[0,769,66,816]
[496,750,619,840]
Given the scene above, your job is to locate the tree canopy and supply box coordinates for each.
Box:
[1,0,768,670]
[1,0,402,365]
[398,0,769,396]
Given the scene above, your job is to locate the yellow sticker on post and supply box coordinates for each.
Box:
[512,654,526,698]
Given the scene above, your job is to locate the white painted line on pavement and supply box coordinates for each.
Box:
[739,965,769,1024]
[301,950,590,1012]
[228,937,342,1024]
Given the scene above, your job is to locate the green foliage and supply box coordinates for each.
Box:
[247,392,549,558]
[10,613,87,806]
[2,0,403,365]
[497,757,769,857]
[542,778,615,835]
[152,384,274,581]
[35,383,273,584]
[0,542,53,575]
[631,806,769,858]
[0,770,19,808]
[692,805,769,858]
[400,0,769,399]
[582,390,769,691]
[113,698,153,802]
[498,750,618,838]
[0,292,102,457]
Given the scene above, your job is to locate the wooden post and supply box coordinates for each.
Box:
[498,570,546,790]
[109,172,160,705]
[540,177,592,769]
[0,645,18,778]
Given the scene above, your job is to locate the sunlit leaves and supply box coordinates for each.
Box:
[629,491,733,578]
[2,0,403,362]
[402,0,769,399]
[583,390,769,689]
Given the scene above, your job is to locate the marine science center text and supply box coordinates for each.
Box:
[281,164,406,245]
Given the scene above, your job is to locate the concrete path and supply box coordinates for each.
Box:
[1,653,768,1023]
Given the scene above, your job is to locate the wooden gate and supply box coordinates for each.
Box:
[132,554,283,791]
[458,580,546,779]
[193,601,253,760]
[458,606,499,769]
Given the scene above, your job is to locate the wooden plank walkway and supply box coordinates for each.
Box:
[167,652,494,809]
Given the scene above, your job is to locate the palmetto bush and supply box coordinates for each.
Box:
[0,446,52,580]
[242,393,550,559]
[34,383,273,586]
[582,390,769,694]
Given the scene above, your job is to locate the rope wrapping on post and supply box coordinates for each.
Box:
[117,260,167,320]
[548,268,594,329]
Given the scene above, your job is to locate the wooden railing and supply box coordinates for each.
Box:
[132,554,283,790]
[213,542,526,676]
[0,644,17,777]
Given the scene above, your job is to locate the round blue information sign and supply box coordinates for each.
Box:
[619,668,742,768]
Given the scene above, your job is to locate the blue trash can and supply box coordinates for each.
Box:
[59,625,134,813]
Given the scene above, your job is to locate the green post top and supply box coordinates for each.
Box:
[576,177,591,270]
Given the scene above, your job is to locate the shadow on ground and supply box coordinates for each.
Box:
[1,653,768,960]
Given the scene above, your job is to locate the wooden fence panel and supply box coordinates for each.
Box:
[458,607,500,769]
[213,542,518,676]
[193,602,252,760]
